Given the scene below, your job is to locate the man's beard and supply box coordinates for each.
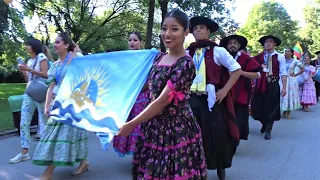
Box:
[227,47,239,57]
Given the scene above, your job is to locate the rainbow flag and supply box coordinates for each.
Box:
[293,43,303,60]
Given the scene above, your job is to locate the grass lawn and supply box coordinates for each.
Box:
[0,83,26,132]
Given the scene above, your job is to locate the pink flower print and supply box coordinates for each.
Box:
[175,163,178,170]
[169,108,177,115]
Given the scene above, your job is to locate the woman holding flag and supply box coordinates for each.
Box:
[32,33,89,180]
[117,8,207,179]
[113,31,149,157]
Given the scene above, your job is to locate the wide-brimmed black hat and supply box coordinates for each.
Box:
[190,16,219,33]
[258,35,281,46]
[219,35,248,50]
[314,51,320,55]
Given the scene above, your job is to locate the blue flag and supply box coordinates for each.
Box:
[50,49,159,150]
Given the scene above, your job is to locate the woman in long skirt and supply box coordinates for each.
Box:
[300,54,317,111]
[117,9,207,179]
[113,31,149,157]
[280,48,304,118]
[32,33,89,180]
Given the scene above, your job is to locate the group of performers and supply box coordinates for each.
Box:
[9,8,319,180]
[116,11,320,179]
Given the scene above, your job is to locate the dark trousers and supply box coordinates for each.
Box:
[251,81,280,133]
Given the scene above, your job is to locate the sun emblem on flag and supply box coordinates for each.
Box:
[69,65,110,113]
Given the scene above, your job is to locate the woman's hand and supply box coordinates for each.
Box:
[116,122,135,137]
[18,64,31,72]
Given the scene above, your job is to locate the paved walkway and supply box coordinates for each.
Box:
[0,104,319,180]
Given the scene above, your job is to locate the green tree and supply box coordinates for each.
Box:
[0,3,29,79]
[300,0,320,55]
[156,0,238,51]
[19,0,147,53]
[238,1,300,55]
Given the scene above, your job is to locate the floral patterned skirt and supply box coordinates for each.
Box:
[113,91,149,157]
[132,115,207,179]
[280,76,301,111]
[32,118,88,166]
[300,80,317,106]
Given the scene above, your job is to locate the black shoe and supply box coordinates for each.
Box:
[260,125,266,134]
[217,169,226,180]
[264,131,271,140]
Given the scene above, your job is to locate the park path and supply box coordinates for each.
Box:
[0,103,319,180]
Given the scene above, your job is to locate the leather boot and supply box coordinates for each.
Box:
[217,169,226,180]
[264,121,274,140]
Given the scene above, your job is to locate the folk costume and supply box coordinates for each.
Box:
[220,35,261,140]
[280,58,303,111]
[300,64,317,106]
[310,51,320,101]
[251,35,287,140]
[187,16,241,179]
[132,53,207,179]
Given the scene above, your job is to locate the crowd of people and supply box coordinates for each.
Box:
[7,8,320,180]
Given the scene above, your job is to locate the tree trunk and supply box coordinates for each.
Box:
[145,0,155,49]
[0,1,9,56]
[159,0,168,52]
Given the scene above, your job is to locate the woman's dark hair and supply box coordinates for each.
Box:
[164,8,189,31]
[286,48,294,58]
[24,38,43,55]
[129,31,142,41]
[58,32,75,52]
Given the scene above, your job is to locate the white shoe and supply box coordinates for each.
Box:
[9,153,30,164]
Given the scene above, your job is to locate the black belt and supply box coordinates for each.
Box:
[191,91,207,96]
[267,76,279,83]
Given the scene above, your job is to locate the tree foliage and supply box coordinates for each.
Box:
[238,1,300,55]
[19,0,147,53]
[0,2,28,79]
[300,0,320,55]
[154,0,238,51]
[174,0,238,38]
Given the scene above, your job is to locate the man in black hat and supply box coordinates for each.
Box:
[251,35,287,140]
[220,35,261,144]
[187,16,242,180]
[311,51,320,101]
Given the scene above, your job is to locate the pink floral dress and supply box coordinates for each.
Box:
[113,91,149,157]
[300,65,317,105]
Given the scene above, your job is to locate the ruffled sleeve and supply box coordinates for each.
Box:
[310,66,316,74]
[166,57,196,106]
[46,62,57,85]
[295,60,303,68]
